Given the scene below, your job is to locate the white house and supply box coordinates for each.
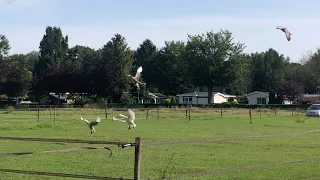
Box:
[176,91,237,105]
[141,92,167,104]
[244,91,269,105]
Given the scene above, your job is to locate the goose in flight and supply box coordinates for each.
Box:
[112,109,136,130]
[276,26,292,41]
[80,116,101,134]
[127,66,146,90]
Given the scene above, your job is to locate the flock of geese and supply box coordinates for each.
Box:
[79,26,292,134]
[80,66,146,134]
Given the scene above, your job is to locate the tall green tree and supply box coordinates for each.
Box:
[95,34,133,103]
[68,45,97,94]
[250,48,289,103]
[0,35,11,94]
[225,54,251,95]
[133,39,158,99]
[24,51,39,72]
[34,26,69,101]
[184,29,245,104]
[0,35,10,60]
[2,54,32,99]
[300,49,320,93]
[152,40,192,95]
[134,39,157,71]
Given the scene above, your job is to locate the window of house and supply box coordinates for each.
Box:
[257,97,266,104]
[183,97,192,104]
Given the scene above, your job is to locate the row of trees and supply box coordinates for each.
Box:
[0,26,319,104]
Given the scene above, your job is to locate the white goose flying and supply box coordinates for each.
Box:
[80,116,101,134]
[112,109,136,130]
[276,26,292,41]
[127,66,146,90]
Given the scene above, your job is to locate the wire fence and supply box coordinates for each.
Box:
[0,105,308,123]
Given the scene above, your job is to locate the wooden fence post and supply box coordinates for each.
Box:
[157,107,159,121]
[259,109,261,119]
[54,107,56,122]
[146,109,149,120]
[188,108,190,121]
[249,108,252,124]
[105,106,107,120]
[185,108,188,119]
[220,109,222,119]
[134,137,142,180]
[37,106,39,121]
[112,108,114,122]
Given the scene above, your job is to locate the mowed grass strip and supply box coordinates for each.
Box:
[0,108,319,179]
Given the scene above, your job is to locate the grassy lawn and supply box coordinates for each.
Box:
[0,107,320,179]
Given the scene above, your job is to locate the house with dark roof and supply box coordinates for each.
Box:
[176,91,237,105]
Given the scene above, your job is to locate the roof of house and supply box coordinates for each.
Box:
[148,92,167,98]
[303,94,320,98]
[50,94,68,100]
[244,91,269,97]
[0,94,8,99]
[177,92,236,98]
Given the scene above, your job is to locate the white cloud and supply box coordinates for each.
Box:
[3,16,320,62]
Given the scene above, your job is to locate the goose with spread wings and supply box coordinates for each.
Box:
[80,116,101,134]
[127,66,146,90]
[112,109,136,130]
[276,26,292,41]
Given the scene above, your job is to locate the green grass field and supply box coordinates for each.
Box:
[1,107,320,180]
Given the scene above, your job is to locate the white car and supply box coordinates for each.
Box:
[306,104,320,117]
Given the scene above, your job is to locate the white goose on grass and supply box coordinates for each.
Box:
[80,116,101,134]
[127,66,146,90]
[112,109,136,130]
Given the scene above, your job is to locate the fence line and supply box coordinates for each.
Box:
[0,106,307,123]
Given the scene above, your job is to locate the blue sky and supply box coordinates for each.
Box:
[1,0,320,62]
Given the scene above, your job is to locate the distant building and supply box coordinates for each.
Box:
[244,91,269,105]
[176,91,236,105]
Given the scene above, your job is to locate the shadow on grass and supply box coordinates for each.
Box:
[0,168,131,180]
[53,142,67,145]
[0,136,127,145]
[0,147,108,157]
[0,152,33,157]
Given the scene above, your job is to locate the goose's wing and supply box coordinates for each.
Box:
[80,117,90,124]
[128,109,135,121]
[112,117,127,123]
[119,114,128,119]
[285,29,291,41]
[95,116,101,123]
[134,66,143,81]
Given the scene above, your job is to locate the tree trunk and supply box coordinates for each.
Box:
[207,85,213,104]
